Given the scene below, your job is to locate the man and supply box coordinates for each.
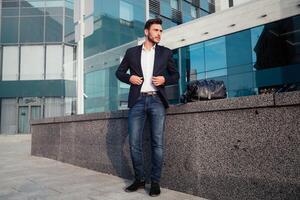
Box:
[115,18,179,197]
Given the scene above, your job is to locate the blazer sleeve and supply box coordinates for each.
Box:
[115,50,131,84]
[164,50,180,85]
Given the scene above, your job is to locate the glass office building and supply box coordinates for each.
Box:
[1,0,298,133]
[84,0,216,113]
[0,0,76,134]
[179,15,300,97]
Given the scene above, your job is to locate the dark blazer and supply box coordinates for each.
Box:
[115,44,179,108]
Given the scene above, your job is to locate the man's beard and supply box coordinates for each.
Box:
[148,35,158,44]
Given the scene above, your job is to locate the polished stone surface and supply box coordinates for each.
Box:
[31,92,300,200]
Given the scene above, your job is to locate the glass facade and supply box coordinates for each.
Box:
[179,15,300,97]
[83,0,216,113]
[0,0,75,44]
[0,0,76,134]
[83,0,146,113]
[150,0,215,29]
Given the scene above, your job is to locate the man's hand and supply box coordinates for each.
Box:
[129,75,143,85]
[152,76,165,86]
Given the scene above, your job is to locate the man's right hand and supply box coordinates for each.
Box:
[129,75,143,85]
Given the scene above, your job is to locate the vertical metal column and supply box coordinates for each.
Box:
[145,0,150,21]
[76,0,85,114]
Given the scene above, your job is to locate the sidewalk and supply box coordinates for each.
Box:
[0,134,207,200]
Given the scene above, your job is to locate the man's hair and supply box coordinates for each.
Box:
[144,18,162,30]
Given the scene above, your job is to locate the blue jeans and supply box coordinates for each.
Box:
[128,94,166,183]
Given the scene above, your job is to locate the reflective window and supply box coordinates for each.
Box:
[1,0,73,44]
[2,8,19,16]
[46,16,63,42]
[182,1,193,23]
[21,7,45,15]
[120,0,133,22]
[20,16,44,43]
[2,0,19,8]
[1,17,19,43]
[170,0,179,10]
[191,6,197,19]
[65,16,75,43]
[160,0,172,19]
[200,0,209,11]
[20,0,45,8]
[189,43,205,74]
[179,15,300,98]
[84,0,145,57]
[204,37,227,71]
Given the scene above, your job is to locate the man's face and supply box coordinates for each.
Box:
[145,24,163,44]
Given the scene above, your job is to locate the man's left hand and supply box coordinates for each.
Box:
[152,76,165,86]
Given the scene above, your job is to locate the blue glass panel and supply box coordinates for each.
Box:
[251,26,264,64]
[205,37,227,71]
[189,42,205,74]
[2,8,19,16]
[20,16,44,43]
[84,0,145,57]
[160,0,172,19]
[2,1,19,8]
[226,30,252,68]
[182,1,193,23]
[65,16,75,42]
[21,0,45,8]
[227,72,255,96]
[200,9,209,17]
[45,7,63,16]
[46,16,63,42]
[200,0,209,11]
[206,69,227,78]
[21,7,45,15]
[1,17,19,43]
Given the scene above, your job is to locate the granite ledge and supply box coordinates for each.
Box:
[31,91,300,125]
[274,91,300,106]
[30,110,128,125]
[167,93,274,115]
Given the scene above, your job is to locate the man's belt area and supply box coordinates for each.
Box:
[140,91,157,96]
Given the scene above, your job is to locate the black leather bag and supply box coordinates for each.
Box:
[180,80,227,103]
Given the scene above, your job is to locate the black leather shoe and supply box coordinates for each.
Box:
[125,180,145,192]
[149,182,161,197]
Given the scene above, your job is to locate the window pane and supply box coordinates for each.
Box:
[120,0,133,21]
[200,0,209,11]
[21,0,45,8]
[45,0,64,7]
[2,46,19,80]
[170,0,179,10]
[1,17,19,43]
[20,46,44,80]
[160,0,172,18]
[21,7,45,15]
[46,45,63,79]
[205,37,227,71]
[45,7,63,15]
[64,45,75,80]
[226,30,252,70]
[45,16,63,42]
[189,43,205,74]
[20,16,44,43]
[65,16,75,43]
[2,8,19,16]
[182,1,193,23]
[2,1,19,8]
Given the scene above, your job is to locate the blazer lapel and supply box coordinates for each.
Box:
[153,45,160,76]
[136,45,143,77]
